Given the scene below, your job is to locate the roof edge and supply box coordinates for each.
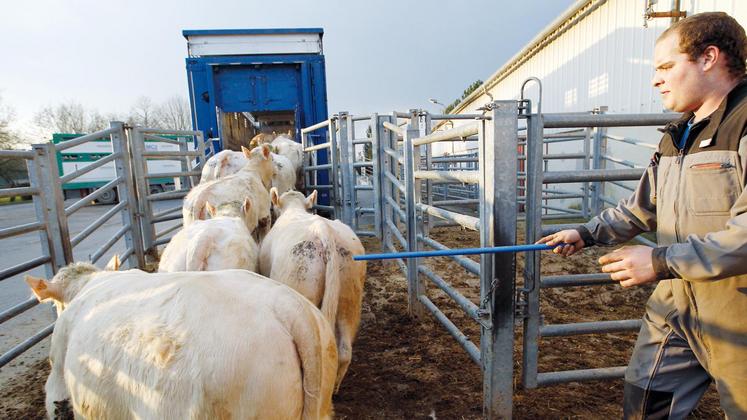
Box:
[182,28,324,38]
[450,0,603,115]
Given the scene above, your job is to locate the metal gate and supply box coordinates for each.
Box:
[129,127,211,257]
[0,122,144,367]
[301,95,680,417]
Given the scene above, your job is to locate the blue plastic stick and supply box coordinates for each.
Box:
[353,243,556,261]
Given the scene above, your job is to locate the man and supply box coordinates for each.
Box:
[538,12,747,419]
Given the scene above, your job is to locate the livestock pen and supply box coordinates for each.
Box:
[0,84,725,418]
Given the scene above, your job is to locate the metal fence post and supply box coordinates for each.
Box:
[33,142,73,268]
[329,116,341,220]
[419,111,433,237]
[403,124,425,318]
[591,106,608,215]
[479,100,518,419]
[26,150,64,276]
[582,126,592,219]
[345,113,358,230]
[370,113,383,240]
[380,115,395,252]
[111,122,145,268]
[130,128,156,259]
[521,104,544,389]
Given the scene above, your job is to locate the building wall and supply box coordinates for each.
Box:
[440,0,747,156]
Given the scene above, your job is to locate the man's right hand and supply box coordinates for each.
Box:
[536,229,586,257]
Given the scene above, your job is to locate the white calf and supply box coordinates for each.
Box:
[159,200,258,272]
[199,149,296,194]
[259,189,366,391]
[26,261,337,420]
[183,144,273,241]
[271,135,304,173]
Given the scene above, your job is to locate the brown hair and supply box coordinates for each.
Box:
[661,12,747,78]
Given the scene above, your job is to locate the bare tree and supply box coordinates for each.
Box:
[156,95,192,131]
[128,96,161,128]
[33,101,89,134]
[0,94,29,189]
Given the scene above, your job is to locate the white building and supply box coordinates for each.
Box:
[439,0,746,205]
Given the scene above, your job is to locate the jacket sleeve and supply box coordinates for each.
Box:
[654,135,747,281]
[576,159,658,247]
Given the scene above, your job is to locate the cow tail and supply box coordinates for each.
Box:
[320,227,341,327]
[287,298,336,420]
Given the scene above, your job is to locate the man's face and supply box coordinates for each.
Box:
[652,32,706,113]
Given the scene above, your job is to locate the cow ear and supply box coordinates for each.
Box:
[25,275,63,302]
[306,190,318,209]
[206,201,217,218]
[241,145,252,159]
[105,254,121,271]
[242,198,252,215]
[270,187,280,207]
[261,144,271,160]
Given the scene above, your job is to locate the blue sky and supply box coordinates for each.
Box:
[1,0,575,130]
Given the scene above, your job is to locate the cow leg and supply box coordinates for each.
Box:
[334,321,354,393]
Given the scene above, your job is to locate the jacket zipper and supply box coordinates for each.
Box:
[674,147,684,242]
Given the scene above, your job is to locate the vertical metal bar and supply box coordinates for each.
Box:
[403,124,424,318]
[391,112,402,225]
[420,112,433,237]
[346,114,358,230]
[329,117,341,220]
[380,115,394,252]
[194,132,206,186]
[34,143,72,267]
[111,122,145,268]
[178,138,191,190]
[521,108,543,389]
[26,153,57,278]
[479,101,518,419]
[337,112,352,226]
[130,128,156,258]
[582,127,591,219]
[370,113,383,239]
[591,106,608,215]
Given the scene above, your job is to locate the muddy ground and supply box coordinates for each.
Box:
[0,226,724,419]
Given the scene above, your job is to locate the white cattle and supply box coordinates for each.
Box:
[199,149,248,184]
[159,200,258,272]
[26,259,337,420]
[199,149,296,194]
[259,189,366,391]
[183,144,273,242]
[271,135,304,174]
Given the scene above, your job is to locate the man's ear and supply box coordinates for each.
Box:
[305,190,318,209]
[270,187,280,207]
[105,254,121,271]
[701,45,721,72]
[25,275,63,302]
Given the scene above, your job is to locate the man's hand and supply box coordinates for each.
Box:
[537,229,586,257]
[599,245,657,287]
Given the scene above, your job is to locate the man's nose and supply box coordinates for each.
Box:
[652,74,663,88]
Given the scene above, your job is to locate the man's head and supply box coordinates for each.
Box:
[653,12,746,113]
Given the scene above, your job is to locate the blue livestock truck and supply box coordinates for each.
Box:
[182,28,331,204]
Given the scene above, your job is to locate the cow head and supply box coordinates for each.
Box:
[207,199,252,224]
[271,188,317,215]
[25,255,119,314]
[241,145,274,190]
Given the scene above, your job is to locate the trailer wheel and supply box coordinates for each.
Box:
[94,188,118,205]
[149,184,165,195]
